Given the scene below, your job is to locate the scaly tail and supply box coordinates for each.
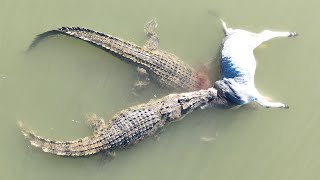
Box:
[18,121,105,157]
[28,27,127,52]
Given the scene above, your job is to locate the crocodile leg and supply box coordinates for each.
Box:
[132,67,151,94]
[86,114,107,135]
[143,18,160,51]
[143,19,176,60]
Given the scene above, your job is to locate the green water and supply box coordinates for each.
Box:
[1,0,319,179]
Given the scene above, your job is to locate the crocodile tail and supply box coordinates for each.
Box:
[18,121,105,157]
[28,29,67,51]
[28,27,99,51]
[28,27,133,53]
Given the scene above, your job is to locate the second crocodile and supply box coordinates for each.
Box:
[19,88,229,157]
[28,20,211,91]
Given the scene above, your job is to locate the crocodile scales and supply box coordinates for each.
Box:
[19,88,229,157]
[28,20,211,91]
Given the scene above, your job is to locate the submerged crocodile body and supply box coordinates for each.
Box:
[20,88,229,157]
[28,20,210,91]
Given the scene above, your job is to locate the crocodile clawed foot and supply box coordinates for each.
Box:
[85,113,106,134]
[86,113,100,128]
[143,18,160,51]
[133,80,150,89]
[132,80,150,96]
[132,67,151,95]
[136,67,150,80]
[144,18,158,37]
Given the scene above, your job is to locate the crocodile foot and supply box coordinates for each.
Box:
[86,113,107,135]
[132,67,151,95]
[143,18,160,51]
[144,18,158,36]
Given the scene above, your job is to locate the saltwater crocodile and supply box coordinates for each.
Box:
[28,19,211,91]
[19,88,229,157]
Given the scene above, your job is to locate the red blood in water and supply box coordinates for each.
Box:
[195,69,211,90]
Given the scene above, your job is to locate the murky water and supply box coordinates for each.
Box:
[1,0,319,179]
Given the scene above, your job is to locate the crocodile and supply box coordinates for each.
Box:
[19,88,230,157]
[28,19,211,91]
